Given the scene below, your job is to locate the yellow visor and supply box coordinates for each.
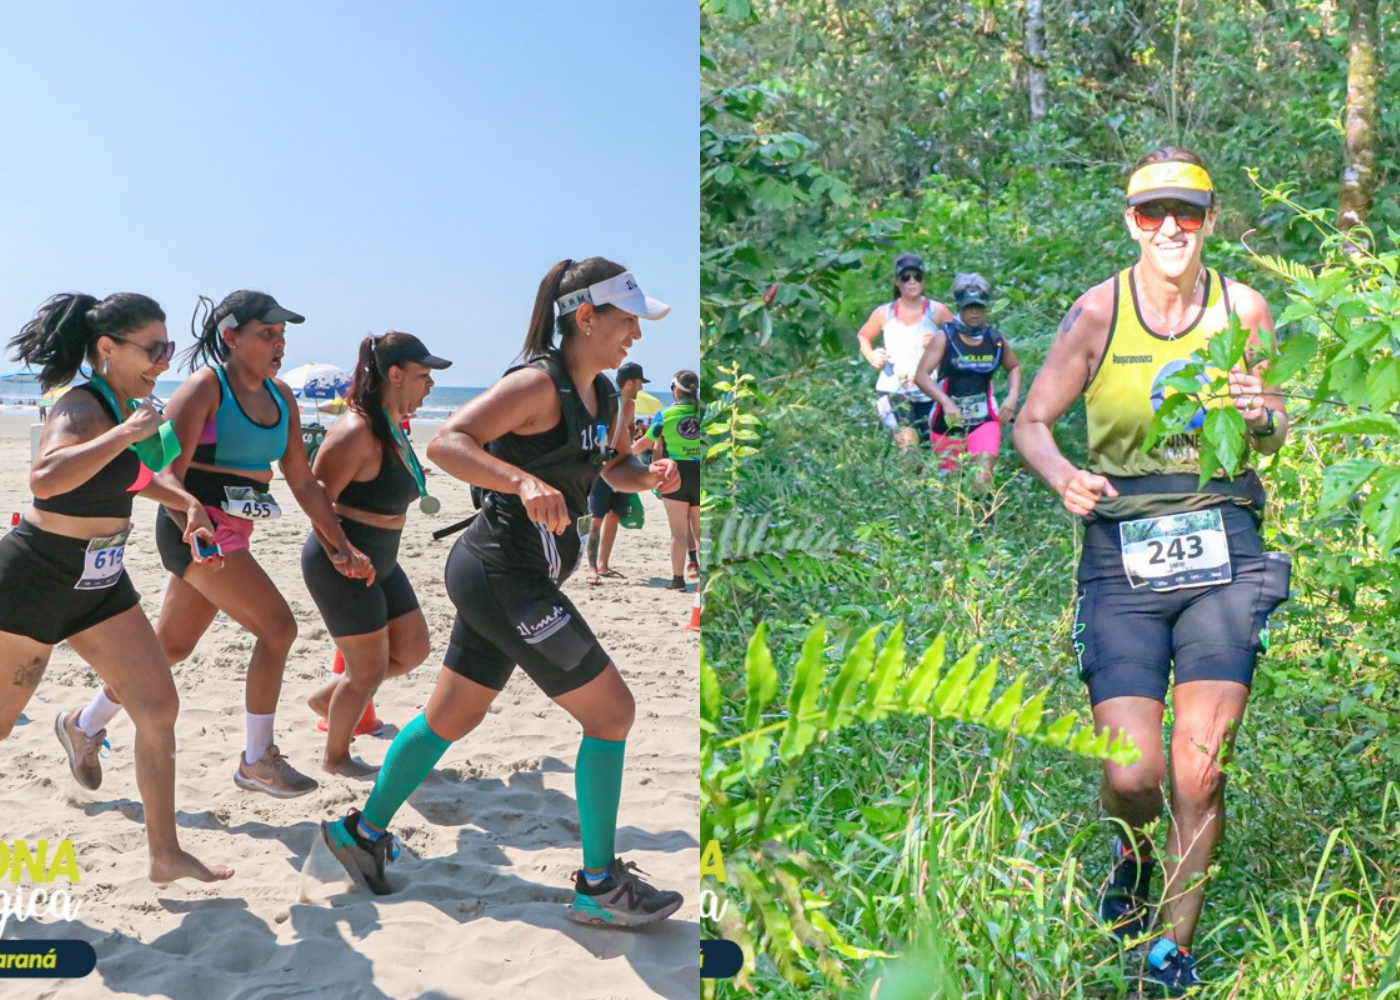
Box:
[1127,162,1214,207]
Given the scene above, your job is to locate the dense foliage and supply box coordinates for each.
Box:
[701,1,1400,997]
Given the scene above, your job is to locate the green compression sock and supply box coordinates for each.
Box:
[576,736,626,871]
[363,713,452,831]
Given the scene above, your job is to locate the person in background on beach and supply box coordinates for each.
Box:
[59,291,374,800]
[856,252,954,448]
[301,332,452,776]
[4,291,231,883]
[323,257,686,926]
[647,370,704,589]
[584,361,647,585]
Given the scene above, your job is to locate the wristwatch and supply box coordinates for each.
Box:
[1252,406,1278,438]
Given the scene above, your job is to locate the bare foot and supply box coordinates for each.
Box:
[306,679,339,720]
[323,756,380,779]
[149,849,235,884]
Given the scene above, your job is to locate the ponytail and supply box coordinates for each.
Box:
[519,256,628,360]
[346,332,412,458]
[181,294,232,372]
[9,292,164,391]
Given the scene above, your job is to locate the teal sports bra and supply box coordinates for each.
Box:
[191,367,288,472]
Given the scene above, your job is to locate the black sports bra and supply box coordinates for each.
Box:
[32,384,147,518]
[337,442,418,516]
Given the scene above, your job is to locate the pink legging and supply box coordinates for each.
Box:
[930,419,1002,473]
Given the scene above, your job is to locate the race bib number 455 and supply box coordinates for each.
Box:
[222,486,281,521]
[1119,508,1231,592]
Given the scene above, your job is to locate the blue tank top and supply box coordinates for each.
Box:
[191,366,288,471]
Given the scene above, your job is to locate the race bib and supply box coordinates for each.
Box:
[76,530,130,591]
[1119,508,1231,591]
[951,393,989,424]
[222,486,281,520]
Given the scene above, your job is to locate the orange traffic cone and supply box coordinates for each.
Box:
[316,648,385,736]
[683,586,702,632]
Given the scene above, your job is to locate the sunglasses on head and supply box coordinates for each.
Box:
[898,270,924,283]
[109,335,176,364]
[1133,201,1208,233]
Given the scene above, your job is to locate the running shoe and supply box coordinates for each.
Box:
[663,577,687,591]
[1131,939,1200,996]
[235,744,318,798]
[685,560,701,581]
[567,857,684,927]
[1099,835,1155,939]
[55,710,106,790]
[321,809,393,895]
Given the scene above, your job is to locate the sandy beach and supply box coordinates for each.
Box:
[0,412,700,1000]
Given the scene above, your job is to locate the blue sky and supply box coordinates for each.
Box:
[0,2,697,387]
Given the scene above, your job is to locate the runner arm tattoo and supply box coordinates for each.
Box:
[1055,305,1084,342]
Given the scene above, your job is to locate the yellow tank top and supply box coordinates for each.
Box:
[1084,266,1246,479]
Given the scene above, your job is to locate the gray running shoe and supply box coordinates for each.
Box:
[567,858,683,927]
[234,744,318,798]
[55,710,106,790]
[321,809,393,895]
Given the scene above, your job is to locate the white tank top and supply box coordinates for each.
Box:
[874,298,939,400]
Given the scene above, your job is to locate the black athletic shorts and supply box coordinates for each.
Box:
[301,519,420,638]
[882,394,935,439]
[442,534,610,698]
[0,520,142,645]
[659,460,701,506]
[1072,504,1291,704]
[587,478,632,519]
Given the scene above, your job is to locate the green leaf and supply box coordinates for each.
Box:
[743,624,778,731]
[825,626,878,727]
[781,625,827,759]
[934,644,982,716]
[865,623,905,714]
[1207,312,1250,371]
[986,676,1027,731]
[1319,459,1381,512]
[1313,415,1400,438]
[1204,406,1247,476]
[701,655,721,726]
[1264,331,1317,386]
[1276,299,1315,327]
[902,633,945,710]
[1366,357,1400,411]
[1144,390,1204,451]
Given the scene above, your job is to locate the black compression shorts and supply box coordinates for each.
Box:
[0,520,142,644]
[442,535,610,698]
[301,519,420,638]
[1072,505,1291,704]
[659,460,701,506]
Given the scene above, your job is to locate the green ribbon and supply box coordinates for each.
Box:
[88,373,181,472]
[383,408,429,499]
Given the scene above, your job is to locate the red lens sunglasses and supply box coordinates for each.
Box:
[1133,202,1207,233]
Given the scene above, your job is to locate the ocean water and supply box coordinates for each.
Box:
[0,376,673,421]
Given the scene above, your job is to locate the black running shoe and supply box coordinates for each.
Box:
[1099,835,1155,939]
[1132,939,1201,996]
[567,858,684,926]
[321,809,394,895]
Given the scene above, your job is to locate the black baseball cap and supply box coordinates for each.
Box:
[617,362,649,385]
[219,290,305,328]
[895,253,926,275]
[375,333,452,371]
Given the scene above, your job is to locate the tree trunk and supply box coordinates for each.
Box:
[1026,0,1048,120]
[1339,0,1378,243]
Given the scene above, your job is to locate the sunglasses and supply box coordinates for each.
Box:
[1133,202,1208,233]
[898,270,925,283]
[110,335,176,364]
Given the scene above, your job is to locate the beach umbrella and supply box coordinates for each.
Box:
[282,362,351,400]
[633,390,665,418]
[40,385,71,408]
[317,396,349,416]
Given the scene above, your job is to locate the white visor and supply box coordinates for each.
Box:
[556,271,670,320]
